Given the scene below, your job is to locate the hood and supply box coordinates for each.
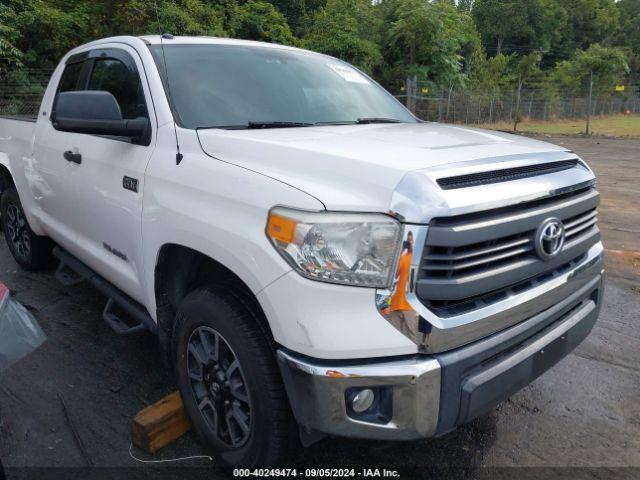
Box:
[197,122,570,213]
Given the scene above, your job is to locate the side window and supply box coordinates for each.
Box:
[88,57,147,120]
[57,62,84,93]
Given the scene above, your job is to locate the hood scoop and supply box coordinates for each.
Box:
[436,159,581,190]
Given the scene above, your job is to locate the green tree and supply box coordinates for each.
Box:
[269,0,327,36]
[553,58,583,96]
[570,45,629,94]
[457,0,474,13]
[472,0,565,56]
[470,53,509,93]
[385,0,480,88]
[613,0,640,79]
[614,0,640,52]
[509,53,542,130]
[553,0,619,58]
[113,0,225,37]
[303,0,382,74]
[234,1,296,45]
[555,44,629,133]
[0,4,23,70]
[7,0,97,68]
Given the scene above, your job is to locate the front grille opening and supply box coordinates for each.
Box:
[424,254,587,318]
[437,159,581,190]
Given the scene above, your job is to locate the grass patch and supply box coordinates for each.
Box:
[480,114,640,138]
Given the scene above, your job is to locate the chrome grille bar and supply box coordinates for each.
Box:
[565,209,598,239]
[422,244,533,273]
[423,236,530,263]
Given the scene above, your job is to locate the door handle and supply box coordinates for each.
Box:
[63,150,82,164]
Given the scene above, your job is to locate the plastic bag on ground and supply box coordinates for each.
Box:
[0,282,46,372]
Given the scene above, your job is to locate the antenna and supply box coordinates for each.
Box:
[153,1,183,165]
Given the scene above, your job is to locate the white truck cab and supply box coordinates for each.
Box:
[0,36,603,469]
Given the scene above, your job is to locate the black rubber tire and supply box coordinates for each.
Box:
[173,285,298,470]
[1,187,54,270]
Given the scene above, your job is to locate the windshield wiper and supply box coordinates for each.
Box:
[355,117,404,124]
[247,121,313,129]
[200,119,404,130]
[313,118,405,126]
[314,120,357,126]
[199,121,314,130]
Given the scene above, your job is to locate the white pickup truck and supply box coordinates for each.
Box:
[0,36,604,469]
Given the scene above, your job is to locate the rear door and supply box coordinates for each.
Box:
[29,57,91,252]
[64,45,156,302]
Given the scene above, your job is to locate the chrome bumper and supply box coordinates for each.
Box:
[278,266,604,441]
[277,350,441,440]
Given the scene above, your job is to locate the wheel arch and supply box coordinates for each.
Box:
[0,162,15,193]
[154,243,275,369]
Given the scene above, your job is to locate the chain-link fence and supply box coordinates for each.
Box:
[396,84,640,125]
[0,68,54,118]
[2,67,640,126]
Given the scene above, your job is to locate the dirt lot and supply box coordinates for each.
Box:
[0,136,638,479]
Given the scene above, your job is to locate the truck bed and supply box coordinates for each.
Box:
[0,116,38,168]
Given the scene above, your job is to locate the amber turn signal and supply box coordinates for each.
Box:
[267,213,297,244]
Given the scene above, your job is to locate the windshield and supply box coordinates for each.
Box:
[150,44,417,129]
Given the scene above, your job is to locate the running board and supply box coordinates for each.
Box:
[55,258,87,286]
[103,298,147,335]
[52,247,157,335]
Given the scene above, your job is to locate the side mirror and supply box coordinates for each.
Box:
[52,91,150,145]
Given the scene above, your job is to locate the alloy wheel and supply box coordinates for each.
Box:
[187,326,252,448]
[6,204,30,260]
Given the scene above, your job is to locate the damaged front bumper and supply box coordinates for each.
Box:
[277,269,603,441]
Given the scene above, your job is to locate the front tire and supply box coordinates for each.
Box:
[1,187,54,270]
[173,285,297,470]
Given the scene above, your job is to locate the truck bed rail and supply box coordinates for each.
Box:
[0,114,37,123]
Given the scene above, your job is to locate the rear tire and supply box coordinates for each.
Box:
[1,187,54,270]
[173,285,298,470]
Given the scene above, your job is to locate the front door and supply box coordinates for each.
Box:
[60,45,156,302]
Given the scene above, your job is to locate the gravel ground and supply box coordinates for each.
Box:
[0,136,638,479]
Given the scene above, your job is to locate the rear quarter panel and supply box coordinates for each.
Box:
[0,117,47,235]
[0,117,36,176]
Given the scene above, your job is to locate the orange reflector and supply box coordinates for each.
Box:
[325,370,347,378]
[267,214,297,244]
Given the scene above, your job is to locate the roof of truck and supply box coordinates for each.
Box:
[66,35,314,60]
[138,35,300,51]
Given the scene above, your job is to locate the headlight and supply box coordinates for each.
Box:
[266,207,402,288]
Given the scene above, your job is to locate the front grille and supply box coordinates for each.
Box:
[422,207,598,280]
[436,159,580,190]
[417,186,600,317]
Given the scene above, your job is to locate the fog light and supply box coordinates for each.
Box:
[351,388,375,413]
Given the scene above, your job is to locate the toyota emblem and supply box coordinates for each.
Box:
[535,218,565,260]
